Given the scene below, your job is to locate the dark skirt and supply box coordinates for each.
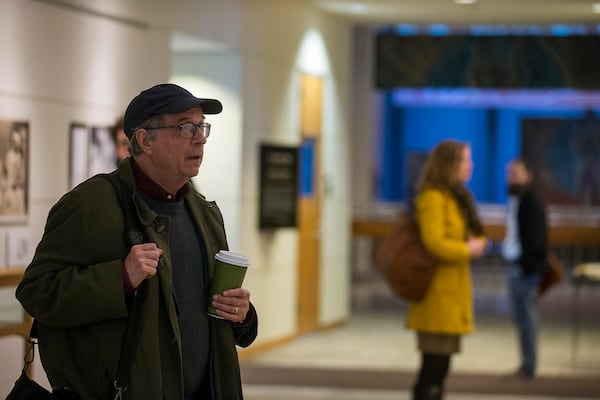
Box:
[417,332,461,355]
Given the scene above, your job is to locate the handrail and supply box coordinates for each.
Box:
[0,268,26,286]
[352,219,600,246]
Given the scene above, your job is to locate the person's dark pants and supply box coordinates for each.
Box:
[413,353,450,400]
[508,264,541,377]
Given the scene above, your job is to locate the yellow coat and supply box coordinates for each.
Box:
[406,188,480,335]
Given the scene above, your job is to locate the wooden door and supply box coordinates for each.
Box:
[297,74,322,334]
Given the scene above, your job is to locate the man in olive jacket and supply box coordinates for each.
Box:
[16,84,258,399]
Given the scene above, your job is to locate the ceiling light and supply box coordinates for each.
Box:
[454,0,477,4]
[594,3,600,13]
[348,3,368,14]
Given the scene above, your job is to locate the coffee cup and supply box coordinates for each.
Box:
[208,250,250,318]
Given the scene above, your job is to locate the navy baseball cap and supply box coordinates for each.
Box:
[123,83,223,138]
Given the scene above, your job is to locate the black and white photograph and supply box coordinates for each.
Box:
[69,123,117,188]
[0,119,29,221]
[89,125,117,177]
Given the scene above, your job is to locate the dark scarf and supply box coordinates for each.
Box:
[448,184,484,237]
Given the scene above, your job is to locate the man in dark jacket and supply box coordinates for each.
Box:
[16,83,258,399]
[501,157,548,379]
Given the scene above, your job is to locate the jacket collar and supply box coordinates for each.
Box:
[129,158,191,202]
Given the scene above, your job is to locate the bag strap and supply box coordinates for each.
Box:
[102,170,145,398]
[23,320,38,376]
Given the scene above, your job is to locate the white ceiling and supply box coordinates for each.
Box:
[308,0,600,26]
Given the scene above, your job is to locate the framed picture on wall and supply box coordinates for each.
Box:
[0,119,29,222]
[69,122,117,189]
[69,122,90,188]
[89,126,117,176]
[6,226,30,267]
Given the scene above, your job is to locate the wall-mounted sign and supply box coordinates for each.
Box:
[259,144,299,229]
[376,34,600,89]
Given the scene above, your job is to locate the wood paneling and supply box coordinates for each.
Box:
[297,74,322,334]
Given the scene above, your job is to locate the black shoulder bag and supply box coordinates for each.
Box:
[6,172,144,400]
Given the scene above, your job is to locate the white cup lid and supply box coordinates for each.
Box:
[215,250,250,267]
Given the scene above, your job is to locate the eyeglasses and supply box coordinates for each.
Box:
[145,122,211,139]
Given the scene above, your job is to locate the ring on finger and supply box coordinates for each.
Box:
[235,306,239,314]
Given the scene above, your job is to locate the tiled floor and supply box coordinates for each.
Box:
[244,312,600,376]
[243,385,594,400]
[241,277,600,400]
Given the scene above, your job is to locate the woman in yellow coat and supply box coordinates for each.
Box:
[407,140,487,400]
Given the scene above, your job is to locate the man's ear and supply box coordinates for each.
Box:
[134,128,152,154]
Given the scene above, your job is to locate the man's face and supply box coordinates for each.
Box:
[506,161,531,186]
[144,107,207,189]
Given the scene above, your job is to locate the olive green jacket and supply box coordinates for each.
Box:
[16,159,257,400]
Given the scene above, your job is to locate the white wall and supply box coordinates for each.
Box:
[0,0,353,392]
[169,1,354,341]
[234,1,353,340]
[171,51,244,251]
